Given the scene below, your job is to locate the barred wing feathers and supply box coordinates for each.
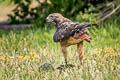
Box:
[53,22,97,42]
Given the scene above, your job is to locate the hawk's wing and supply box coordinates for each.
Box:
[53,22,97,42]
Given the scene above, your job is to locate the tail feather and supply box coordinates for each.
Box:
[85,24,98,28]
[76,22,98,30]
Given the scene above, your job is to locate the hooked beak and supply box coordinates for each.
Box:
[46,16,55,25]
[46,17,49,22]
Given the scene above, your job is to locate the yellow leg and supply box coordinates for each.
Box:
[61,44,67,65]
[77,41,84,64]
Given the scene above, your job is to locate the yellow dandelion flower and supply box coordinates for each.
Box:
[103,54,108,59]
[91,53,94,56]
[96,51,99,54]
[98,62,102,65]
[24,56,31,59]
[111,62,115,66]
[6,57,9,61]
[99,49,103,53]
[33,53,37,57]
[0,56,5,61]
[18,56,24,60]
[111,48,115,53]
[95,55,98,59]
[32,52,38,58]
[105,48,115,53]
[118,53,120,56]
[31,56,35,60]
[110,53,115,57]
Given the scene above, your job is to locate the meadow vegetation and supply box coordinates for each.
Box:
[0,21,120,80]
[0,0,120,80]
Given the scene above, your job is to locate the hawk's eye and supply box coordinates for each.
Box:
[50,16,54,18]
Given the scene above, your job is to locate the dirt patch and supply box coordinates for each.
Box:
[0,1,39,22]
[0,5,15,22]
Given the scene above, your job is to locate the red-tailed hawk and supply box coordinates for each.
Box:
[46,13,97,65]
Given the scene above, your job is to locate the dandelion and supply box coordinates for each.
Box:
[32,52,37,57]
[31,56,36,60]
[105,48,115,53]
[118,53,120,56]
[18,56,24,60]
[110,53,115,57]
[90,53,94,56]
[6,57,9,61]
[24,56,31,59]
[111,48,115,53]
[32,52,39,58]
[100,49,103,52]
[97,49,103,54]
[103,54,108,59]
[0,56,5,61]
[111,62,115,66]
[31,53,39,60]
[98,62,102,65]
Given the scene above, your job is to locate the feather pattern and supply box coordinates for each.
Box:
[53,21,97,42]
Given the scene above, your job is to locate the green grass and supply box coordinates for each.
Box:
[0,22,120,80]
[0,0,13,5]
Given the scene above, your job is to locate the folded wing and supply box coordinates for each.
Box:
[53,22,97,42]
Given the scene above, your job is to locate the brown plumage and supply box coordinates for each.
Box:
[46,13,97,65]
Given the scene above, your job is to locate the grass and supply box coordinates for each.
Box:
[0,22,120,80]
[0,0,13,5]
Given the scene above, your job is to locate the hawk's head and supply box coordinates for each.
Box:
[46,13,67,25]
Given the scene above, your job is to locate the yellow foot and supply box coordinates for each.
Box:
[56,64,75,70]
